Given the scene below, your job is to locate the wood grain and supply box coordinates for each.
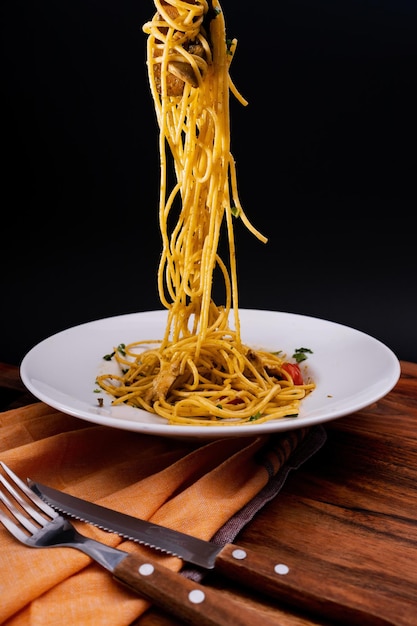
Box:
[134,362,417,625]
[1,361,415,624]
[113,552,280,626]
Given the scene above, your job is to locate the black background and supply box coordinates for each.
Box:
[1,0,416,366]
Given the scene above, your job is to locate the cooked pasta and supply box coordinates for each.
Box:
[96,0,315,425]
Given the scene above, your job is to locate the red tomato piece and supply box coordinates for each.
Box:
[227,397,244,405]
[281,362,304,385]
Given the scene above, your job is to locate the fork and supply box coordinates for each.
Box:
[0,461,277,626]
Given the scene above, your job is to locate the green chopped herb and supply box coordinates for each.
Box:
[292,347,313,363]
[231,204,240,217]
[249,412,262,421]
[104,343,126,360]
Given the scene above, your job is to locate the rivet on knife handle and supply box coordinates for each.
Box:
[113,551,278,626]
[213,543,394,626]
[29,481,395,626]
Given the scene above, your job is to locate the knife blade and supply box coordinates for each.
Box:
[29,480,393,626]
[29,480,225,568]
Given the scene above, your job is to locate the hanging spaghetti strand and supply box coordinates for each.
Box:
[96,0,315,425]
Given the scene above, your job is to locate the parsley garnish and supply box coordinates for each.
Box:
[103,343,126,361]
[292,347,313,363]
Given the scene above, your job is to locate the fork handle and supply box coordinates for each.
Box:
[113,553,276,626]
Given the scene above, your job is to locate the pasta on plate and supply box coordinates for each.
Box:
[96,0,315,425]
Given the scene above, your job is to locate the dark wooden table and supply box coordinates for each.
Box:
[1,361,417,625]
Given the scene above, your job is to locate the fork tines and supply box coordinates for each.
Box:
[0,461,57,540]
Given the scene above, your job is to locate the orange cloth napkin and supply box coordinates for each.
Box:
[0,402,326,625]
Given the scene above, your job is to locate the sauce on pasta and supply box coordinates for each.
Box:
[96,0,315,425]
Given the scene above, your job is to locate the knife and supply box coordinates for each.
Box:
[29,480,394,626]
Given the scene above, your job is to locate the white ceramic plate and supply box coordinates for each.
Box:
[20,309,401,440]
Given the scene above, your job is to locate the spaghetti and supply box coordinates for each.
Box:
[96,0,315,425]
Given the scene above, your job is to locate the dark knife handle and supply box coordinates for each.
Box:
[215,543,395,626]
[113,552,277,626]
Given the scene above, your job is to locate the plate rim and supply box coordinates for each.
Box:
[20,309,401,440]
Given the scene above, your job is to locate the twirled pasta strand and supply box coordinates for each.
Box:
[96,0,315,425]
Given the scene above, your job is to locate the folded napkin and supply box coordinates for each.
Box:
[0,402,326,626]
